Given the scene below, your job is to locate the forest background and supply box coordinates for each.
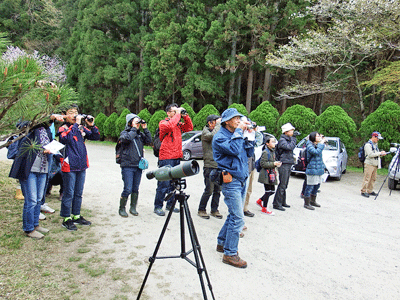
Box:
[1,0,400,157]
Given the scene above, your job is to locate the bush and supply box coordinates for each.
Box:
[103,112,119,139]
[359,100,400,151]
[148,110,167,135]
[315,105,357,155]
[193,104,220,130]
[115,108,131,137]
[248,101,280,136]
[94,112,107,139]
[228,103,248,116]
[277,104,317,140]
[181,103,196,121]
[138,108,152,123]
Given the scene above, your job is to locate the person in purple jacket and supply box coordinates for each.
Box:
[56,104,100,231]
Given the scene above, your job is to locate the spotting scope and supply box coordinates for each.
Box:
[146,160,199,181]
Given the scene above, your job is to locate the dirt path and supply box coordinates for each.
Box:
[1,142,399,299]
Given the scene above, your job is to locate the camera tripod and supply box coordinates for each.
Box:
[136,179,215,300]
[374,146,400,200]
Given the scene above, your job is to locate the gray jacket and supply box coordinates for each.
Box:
[202,123,221,168]
[276,134,297,164]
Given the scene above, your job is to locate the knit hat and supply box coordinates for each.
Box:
[126,113,138,126]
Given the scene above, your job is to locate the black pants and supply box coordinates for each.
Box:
[198,167,221,212]
[261,184,275,207]
[273,163,292,207]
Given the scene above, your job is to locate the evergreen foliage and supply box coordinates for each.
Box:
[148,110,167,135]
[315,106,357,155]
[137,108,152,123]
[249,101,280,135]
[115,108,131,137]
[94,112,107,139]
[103,112,118,139]
[277,105,317,140]
[181,103,196,121]
[359,101,400,150]
[193,104,220,130]
[228,103,248,116]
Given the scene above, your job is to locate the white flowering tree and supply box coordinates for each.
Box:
[265,0,400,119]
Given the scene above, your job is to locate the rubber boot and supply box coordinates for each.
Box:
[304,196,315,210]
[310,194,321,207]
[119,197,128,217]
[15,188,24,200]
[129,192,139,216]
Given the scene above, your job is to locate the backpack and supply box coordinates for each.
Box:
[358,141,372,163]
[152,128,171,158]
[115,138,123,164]
[294,147,308,172]
[256,148,271,172]
[6,136,20,160]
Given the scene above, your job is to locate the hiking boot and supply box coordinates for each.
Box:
[15,188,24,200]
[273,205,285,211]
[256,199,262,208]
[244,210,254,217]
[361,192,370,198]
[240,232,244,238]
[210,210,223,219]
[62,219,77,231]
[154,208,165,216]
[166,205,179,213]
[369,191,377,196]
[26,230,44,239]
[222,255,247,268]
[261,207,275,215]
[41,203,55,214]
[216,244,224,253]
[73,216,92,226]
[198,210,210,219]
[242,226,247,231]
[35,226,49,234]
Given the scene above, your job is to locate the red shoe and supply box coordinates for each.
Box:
[256,199,262,208]
[261,207,275,216]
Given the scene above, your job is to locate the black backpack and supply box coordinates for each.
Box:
[294,147,308,172]
[153,128,172,158]
[115,138,123,164]
[358,141,372,163]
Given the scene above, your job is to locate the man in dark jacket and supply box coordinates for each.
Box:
[272,123,297,211]
[198,114,222,219]
[118,114,152,217]
[58,105,100,231]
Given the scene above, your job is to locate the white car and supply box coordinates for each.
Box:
[292,137,348,180]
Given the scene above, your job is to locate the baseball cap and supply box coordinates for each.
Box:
[206,114,220,123]
[372,131,383,139]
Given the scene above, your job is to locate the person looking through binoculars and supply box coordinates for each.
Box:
[153,103,193,216]
[118,114,152,217]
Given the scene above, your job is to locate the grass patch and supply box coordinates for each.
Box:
[347,166,388,175]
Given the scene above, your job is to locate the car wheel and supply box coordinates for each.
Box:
[182,150,191,161]
[335,165,342,181]
[388,178,397,190]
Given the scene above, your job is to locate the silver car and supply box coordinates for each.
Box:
[292,137,348,180]
[388,145,400,190]
[182,131,203,161]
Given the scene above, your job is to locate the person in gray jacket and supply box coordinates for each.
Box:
[198,114,223,219]
[272,123,297,211]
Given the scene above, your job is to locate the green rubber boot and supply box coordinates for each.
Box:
[129,192,139,216]
[119,197,128,217]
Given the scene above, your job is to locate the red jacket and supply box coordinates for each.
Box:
[159,113,193,160]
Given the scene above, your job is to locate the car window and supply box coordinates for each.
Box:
[296,138,307,148]
[325,139,338,151]
[182,132,197,142]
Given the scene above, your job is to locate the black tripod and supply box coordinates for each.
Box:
[374,146,400,200]
[137,179,215,300]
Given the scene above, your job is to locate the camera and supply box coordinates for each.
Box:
[390,143,400,148]
[139,119,146,124]
[146,160,199,181]
[240,116,256,130]
[181,109,188,116]
[293,131,301,137]
[78,114,94,123]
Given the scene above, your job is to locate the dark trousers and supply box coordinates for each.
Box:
[273,163,292,207]
[153,158,181,209]
[261,184,275,207]
[198,167,221,212]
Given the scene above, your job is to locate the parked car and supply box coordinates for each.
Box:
[182,131,203,161]
[388,144,400,190]
[292,137,348,180]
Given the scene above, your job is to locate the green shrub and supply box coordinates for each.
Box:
[137,108,152,123]
[228,103,248,116]
[315,105,357,155]
[103,112,119,139]
[248,101,280,135]
[148,110,167,135]
[94,112,107,139]
[193,104,220,130]
[115,108,131,137]
[277,104,317,140]
[181,103,196,121]
[359,100,400,151]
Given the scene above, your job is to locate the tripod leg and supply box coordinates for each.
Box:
[137,192,176,300]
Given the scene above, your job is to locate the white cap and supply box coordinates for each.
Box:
[281,123,295,133]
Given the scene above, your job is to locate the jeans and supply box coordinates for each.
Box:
[198,167,221,212]
[20,172,47,232]
[217,178,247,256]
[273,163,292,207]
[121,167,142,197]
[154,159,181,209]
[304,183,320,198]
[61,170,86,218]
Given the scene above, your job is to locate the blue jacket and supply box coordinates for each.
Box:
[212,126,255,183]
[305,141,325,176]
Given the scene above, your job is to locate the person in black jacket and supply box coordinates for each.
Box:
[118,114,152,217]
[272,123,297,211]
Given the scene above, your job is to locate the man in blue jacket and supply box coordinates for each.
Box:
[213,108,255,269]
[58,105,100,231]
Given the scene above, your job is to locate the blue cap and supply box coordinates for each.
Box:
[221,108,244,123]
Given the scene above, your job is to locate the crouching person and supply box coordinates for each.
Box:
[118,114,152,217]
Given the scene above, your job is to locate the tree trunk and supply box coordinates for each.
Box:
[262,68,272,102]
[228,33,237,105]
[246,35,256,113]
[352,67,366,120]
[237,72,242,102]
[139,47,144,111]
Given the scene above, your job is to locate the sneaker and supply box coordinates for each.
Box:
[26,230,44,239]
[62,219,77,231]
[261,207,275,215]
[256,199,262,208]
[244,210,255,217]
[39,212,46,220]
[222,255,247,268]
[41,203,55,214]
[35,226,50,234]
[198,210,210,219]
[361,192,370,198]
[273,205,285,211]
[154,208,165,216]
[210,210,223,219]
[240,232,244,238]
[73,216,91,226]
[369,191,377,196]
[166,206,179,213]
[216,244,224,253]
